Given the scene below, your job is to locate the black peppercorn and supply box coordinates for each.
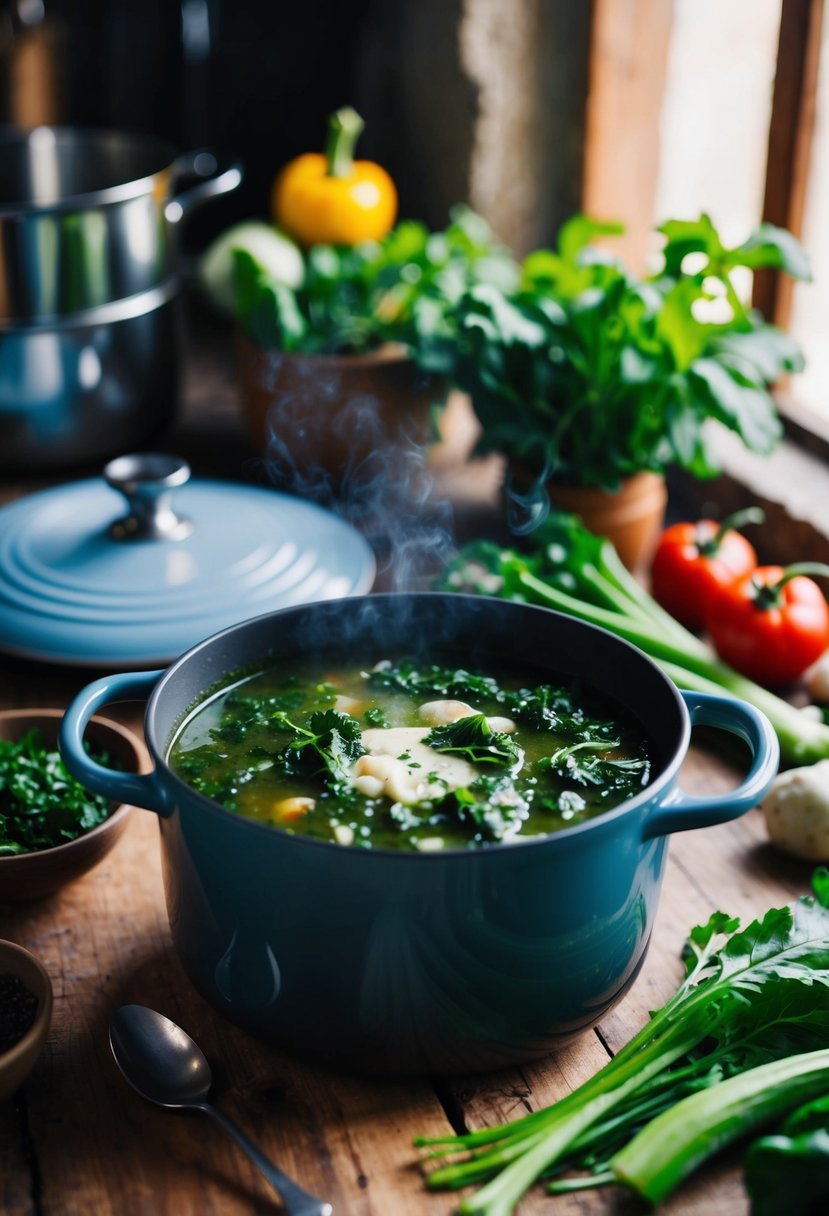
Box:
[0,973,38,1053]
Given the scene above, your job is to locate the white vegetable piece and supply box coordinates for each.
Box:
[486,715,517,734]
[760,759,829,861]
[805,651,829,703]
[418,699,477,725]
[418,700,516,733]
[352,726,478,803]
[197,221,303,313]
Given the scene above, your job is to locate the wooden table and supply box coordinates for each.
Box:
[0,318,814,1215]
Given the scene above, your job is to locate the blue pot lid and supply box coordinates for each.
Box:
[0,454,375,666]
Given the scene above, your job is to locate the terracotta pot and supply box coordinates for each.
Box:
[507,467,668,570]
[236,334,442,499]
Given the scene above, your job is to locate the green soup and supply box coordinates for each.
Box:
[167,656,653,851]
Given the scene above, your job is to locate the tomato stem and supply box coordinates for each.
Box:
[325,106,364,179]
[752,561,829,611]
[696,506,764,557]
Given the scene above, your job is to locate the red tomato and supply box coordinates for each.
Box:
[650,509,761,631]
[706,563,829,687]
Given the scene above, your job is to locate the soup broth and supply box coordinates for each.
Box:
[168,657,653,851]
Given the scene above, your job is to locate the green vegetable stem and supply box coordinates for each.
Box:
[440,512,829,766]
[612,1050,829,1205]
[414,869,829,1215]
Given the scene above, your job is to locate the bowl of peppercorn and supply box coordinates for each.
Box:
[0,939,52,1102]
[0,709,149,901]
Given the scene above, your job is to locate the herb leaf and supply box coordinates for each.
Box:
[0,729,112,854]
[276,709,364,784]
[234,205,519,357]
[432,213,808,491]
[425,714,522,768]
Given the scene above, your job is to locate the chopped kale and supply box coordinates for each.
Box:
[425,714,523,768]
[0,729,113,855]
[367,661,500,702]
[275,709,364,785]
[438,773,529,842]
[539,740,650,791]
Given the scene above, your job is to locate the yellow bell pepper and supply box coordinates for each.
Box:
[271,107,398,248]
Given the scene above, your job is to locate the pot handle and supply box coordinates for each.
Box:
[165,151,243,224]
[59,671,174,818]
[640,690,779,841]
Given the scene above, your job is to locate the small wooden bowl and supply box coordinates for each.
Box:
[0,709,149,901]
[0,938,52,1101]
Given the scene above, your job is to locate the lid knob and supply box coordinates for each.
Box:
[104,454,194,541]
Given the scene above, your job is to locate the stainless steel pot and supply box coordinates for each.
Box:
[0,126,241,321]
[0,294,179,469]
[0,125,241,470]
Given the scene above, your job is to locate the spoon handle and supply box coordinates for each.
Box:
[197,1102,333,1216]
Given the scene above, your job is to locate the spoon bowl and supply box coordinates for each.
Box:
[110,1004,332,1216]
[110,1004,213,1108]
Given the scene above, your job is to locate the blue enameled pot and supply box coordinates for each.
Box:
[60,594,778,1075]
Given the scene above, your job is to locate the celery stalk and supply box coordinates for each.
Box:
[612,1048,829,1205]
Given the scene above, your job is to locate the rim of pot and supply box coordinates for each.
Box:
[0,125,179,217]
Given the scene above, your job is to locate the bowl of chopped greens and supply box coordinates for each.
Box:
[0,709,148,901]
[0,938,52,1101]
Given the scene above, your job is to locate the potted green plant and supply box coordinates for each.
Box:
[202,107,517,509]
[419,214,810,566]
[231,206,517,506]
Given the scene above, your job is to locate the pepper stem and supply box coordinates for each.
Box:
[753,562,829,611]
[696,506,765,556]
[325,106,365,178]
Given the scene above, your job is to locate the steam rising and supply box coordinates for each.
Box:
[256,352,455,591]
[503,460,553,537]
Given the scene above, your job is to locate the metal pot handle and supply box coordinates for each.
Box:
[165,151,243,224]
[640,690,779,840]
[59,672,174,817]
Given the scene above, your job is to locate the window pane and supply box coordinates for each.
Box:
[654,0,781,250]
[788,7,829,420]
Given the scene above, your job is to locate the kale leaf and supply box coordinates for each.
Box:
[440,774,529,842]
[425,714,522,768]
[539,740,650,791]
[367,660,501,703]
[275,709,364,785]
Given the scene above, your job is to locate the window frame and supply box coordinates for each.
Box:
[753,0,829,456]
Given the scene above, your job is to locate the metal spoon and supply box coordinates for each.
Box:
[110,1004,332,1216]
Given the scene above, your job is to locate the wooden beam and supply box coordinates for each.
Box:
[582,0,674,272]
[754,0,824,326]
